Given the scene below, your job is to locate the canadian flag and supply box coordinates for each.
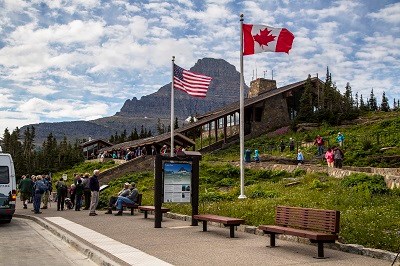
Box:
[243,24,294,55]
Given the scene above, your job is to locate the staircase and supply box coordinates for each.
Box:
[98,156,155,185]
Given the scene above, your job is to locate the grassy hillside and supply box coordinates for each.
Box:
[53,111,400,252]
[205,111,400,168]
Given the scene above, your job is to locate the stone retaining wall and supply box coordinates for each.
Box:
[239,162,400,189]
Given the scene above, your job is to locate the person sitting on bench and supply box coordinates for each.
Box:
[114,182,139,216]
[105,182,131,214]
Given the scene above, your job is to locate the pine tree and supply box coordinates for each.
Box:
[132,128,139,140]
[369,89,378,111]
[156,118,164,134]
[380,91,390,112]
[174,117,179,129]
[297,74,314,122]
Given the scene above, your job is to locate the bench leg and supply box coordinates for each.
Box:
[229,225,235,238]
[130,208,134,215]
[269,233,276,247]
[202,221,208,232]
[315,242,327,259]
[144,210,148,219]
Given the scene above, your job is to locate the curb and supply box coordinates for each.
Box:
[165,212,398,262]
[14,214,126,266]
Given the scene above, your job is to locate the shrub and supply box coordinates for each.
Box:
[341,173,389,195]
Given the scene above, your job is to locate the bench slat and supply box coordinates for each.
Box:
[275,206,340,234]
[193,214,244,225]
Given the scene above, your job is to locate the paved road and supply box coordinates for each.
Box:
[0,217,96,266]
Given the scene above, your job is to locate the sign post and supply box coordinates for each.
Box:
[154,151,201,228]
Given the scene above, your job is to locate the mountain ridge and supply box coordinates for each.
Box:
[21,58,248,143]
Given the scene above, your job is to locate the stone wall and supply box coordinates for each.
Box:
[251,94,291,136]
[240,162,400,189]
[248,78,276,98]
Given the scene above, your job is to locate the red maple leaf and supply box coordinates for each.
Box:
[253,28,276,48]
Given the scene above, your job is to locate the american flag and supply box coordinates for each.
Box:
[173,64,212,98]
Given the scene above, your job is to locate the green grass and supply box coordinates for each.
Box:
[54,111,400,252]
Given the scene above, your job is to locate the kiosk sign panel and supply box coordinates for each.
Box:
[163,162,191,203]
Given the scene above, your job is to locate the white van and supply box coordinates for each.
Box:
[0,153,16,223]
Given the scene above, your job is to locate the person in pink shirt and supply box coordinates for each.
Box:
[325,148,334,167]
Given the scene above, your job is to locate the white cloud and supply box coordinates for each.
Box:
[367,2,400,24]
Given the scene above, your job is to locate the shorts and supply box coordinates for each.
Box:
[20,192,31,201]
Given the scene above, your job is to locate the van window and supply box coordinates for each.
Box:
[0,166,9,184]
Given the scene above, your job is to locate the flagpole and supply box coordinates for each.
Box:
[238,14,246,199]
[171,56,175,157]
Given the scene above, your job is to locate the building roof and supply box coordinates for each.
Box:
[176,77,323,133]
[101,132,195,152]
[80,139,113,148]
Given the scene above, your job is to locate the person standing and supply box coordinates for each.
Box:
[334,147,344,168]
[280,140,285,152]
[56,178,67,211]
[33,175,46,214]
[41,175,52,209]
[336,132,345,147]
[75,179,84,211]
[89,169,100,216]
[325,148,334,168]
[289,138,295,152]
[82,173,91,210]
[314,135,325,156]
[297,150,304,165]
[18,175,33,209]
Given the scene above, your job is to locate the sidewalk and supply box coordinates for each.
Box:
[14,202,394,266]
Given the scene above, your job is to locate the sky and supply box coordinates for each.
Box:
[0,0,399,135]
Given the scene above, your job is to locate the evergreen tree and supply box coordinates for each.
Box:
[355,92,359,109]
[297,74,314,122]
[380,91,390,112]
[156,118,164,134]
[132,128,139,140]
[22,126,35,174]
[359,95,368,112]
[174,117,179,129]
[109,135,115,144]
[369,89,378,111]
[140,125,145,138]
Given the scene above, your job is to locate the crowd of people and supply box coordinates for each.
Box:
[18,169,140,216]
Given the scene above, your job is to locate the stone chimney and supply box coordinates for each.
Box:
[248,78,277,98]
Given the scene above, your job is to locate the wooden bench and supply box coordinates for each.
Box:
[193,214,245,238]
[138,205,170,219]
[258,206,340,259]
[121,194,142,215]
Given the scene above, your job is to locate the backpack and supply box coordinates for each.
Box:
[36,181,47,194]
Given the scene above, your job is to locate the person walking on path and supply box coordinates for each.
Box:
[89,169,100,216]
[314,135,325,156]
[55,178,67,211]
[297,150,304,165]
[105,182,131,214]
[280,140,285,152]
[325,148,334,167]
[82,173,91,210]
[334,147,344,168]
[114,183,139,216]
[289,138,295,152]
[336,132,345,147]
[18,175,33,209]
